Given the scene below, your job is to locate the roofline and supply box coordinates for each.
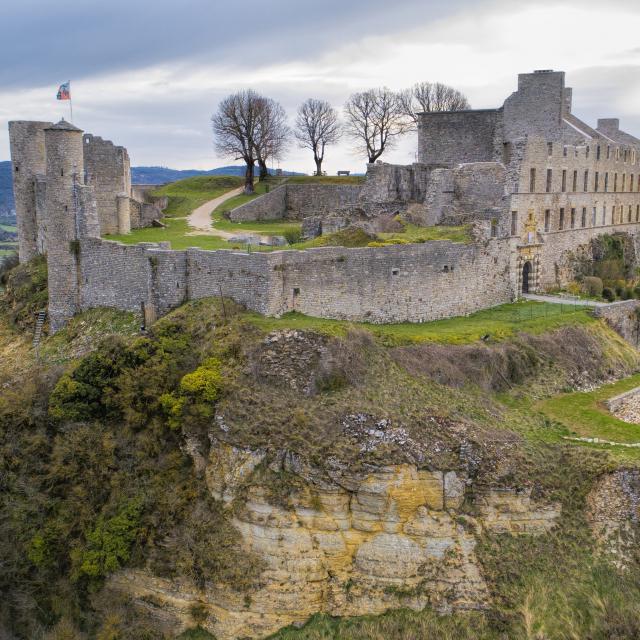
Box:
[417,108,501,116]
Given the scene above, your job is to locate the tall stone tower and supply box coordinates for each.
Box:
[8,121,52,261]
[43,120,100,331]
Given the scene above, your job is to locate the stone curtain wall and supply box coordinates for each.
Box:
[83,134,132,235]
[229,184,361,222]
[593,300,640,346]
[74,237,515,325]
[417,110,502,166]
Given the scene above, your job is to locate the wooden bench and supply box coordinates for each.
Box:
[337,170,350,177]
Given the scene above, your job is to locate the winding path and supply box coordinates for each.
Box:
[186,186,244,236]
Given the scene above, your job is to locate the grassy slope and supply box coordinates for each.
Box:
[537,373,640,448]
[247,301,595,345]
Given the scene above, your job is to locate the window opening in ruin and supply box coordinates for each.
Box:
[592,207,597,226]
[607,146,611,159]
[490,219,498,237]
[581,207,587,228]
[572,170,577,192]
[586,146,590,158]
[559,208,565,230]
[522,261,532,294]
[443,266,449,273]
[605,173,609,192]
[637,205,639,222]
[14,166,18,173]
[595,172,599,191]
[529,168,536,192]
[613,173,617,192]
[638,175,640,192]
[602,206,606,225]
[60,169,64,177]
[570,208,576,228]
[616,148,620,161]
[584,170,589,192]
[293,287,301,295]
[511,211,518,236]
[563,146,567,157]
[597,145,601,160]
[561,170,567,192]
[631,174,634,192]
[547,142,553,156]
[544,209,550,232]
[622,174,626,191]
[391,269,399,276]
[546,169,552,193]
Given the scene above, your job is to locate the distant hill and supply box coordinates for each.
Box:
[131,165,305,185]
[0,161,14,218]
[0,163,306,215]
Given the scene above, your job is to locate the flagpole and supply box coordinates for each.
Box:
[69,81,73,123]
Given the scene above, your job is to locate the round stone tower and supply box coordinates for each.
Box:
[43,119,86,331]
[8,121,52,261]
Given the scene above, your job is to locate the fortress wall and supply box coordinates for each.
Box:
[537,223,640,289]
[228,186,287,221]
[79,238,153,312]
[73,237,514,325]
[185,249,275,314]
[270,239,513,323]
[418,110,501,166]
[451,162,507,223]
[228,184,362,222]
[359,163,433,203]
[83,134,131,235]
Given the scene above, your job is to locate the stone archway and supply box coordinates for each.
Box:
[522,261,532,294]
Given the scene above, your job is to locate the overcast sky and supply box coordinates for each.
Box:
[1,0,640,174]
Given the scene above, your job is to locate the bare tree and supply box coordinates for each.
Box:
[398,81,470,129]
[294,98,341,176]
[253,97,290,181]
[343,88,407,164]
[212,90,263,194]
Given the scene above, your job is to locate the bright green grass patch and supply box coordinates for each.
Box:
[537,373,640,446]
[150,175,244,218]
[0,224,17,232]
[379,223,473,244]
[0,249,17,256]
[246,301,595,346]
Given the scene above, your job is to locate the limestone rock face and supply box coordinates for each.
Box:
[586,469,640,568]
[108,441,561,639]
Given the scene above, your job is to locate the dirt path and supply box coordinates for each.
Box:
[185,186,274,243]
[186,186,244,235]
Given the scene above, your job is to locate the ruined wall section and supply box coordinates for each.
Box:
[83,134,132,235]
[228,184,361,222]
[418,110,501,166]
[8,121,52,261]
[503,70,566,142]
[73,237,515,325]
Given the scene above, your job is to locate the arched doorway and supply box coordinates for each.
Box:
[522,261,532,294]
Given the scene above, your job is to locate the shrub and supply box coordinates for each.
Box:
[74,498,143,579]
[180,357,223,402]
[582,276,603,298]
[283,229,303,245]
[622,287,634,300]
[633,286,640,299]
[602,287,615,302]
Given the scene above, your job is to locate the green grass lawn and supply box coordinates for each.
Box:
[0,224,17,233]
[537,374,640,447]
[246,300,595,346]
[379,223,472,244]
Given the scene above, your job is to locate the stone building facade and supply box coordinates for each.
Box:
[8,70,640,331]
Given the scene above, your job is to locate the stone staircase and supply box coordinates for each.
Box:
[33,310,47,350]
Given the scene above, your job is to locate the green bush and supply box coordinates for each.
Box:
[602,287,615,301]
[581,276,603,298]
[622,287,634,300]
[74,498,143,579]
[633,286,640,299]
[283,229,303,245]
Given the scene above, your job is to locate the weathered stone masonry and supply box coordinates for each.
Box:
[78,237,515,324]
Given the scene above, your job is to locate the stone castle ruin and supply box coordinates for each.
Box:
[8,70,640,331]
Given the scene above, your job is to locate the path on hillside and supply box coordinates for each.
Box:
[186,186,244,236]
[523,293,609,307]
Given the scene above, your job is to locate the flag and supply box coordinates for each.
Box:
[56,81,71,101]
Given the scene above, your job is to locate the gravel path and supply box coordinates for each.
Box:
[522,293,609,307]
[611,394,640,424]
[186,187,244,236]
